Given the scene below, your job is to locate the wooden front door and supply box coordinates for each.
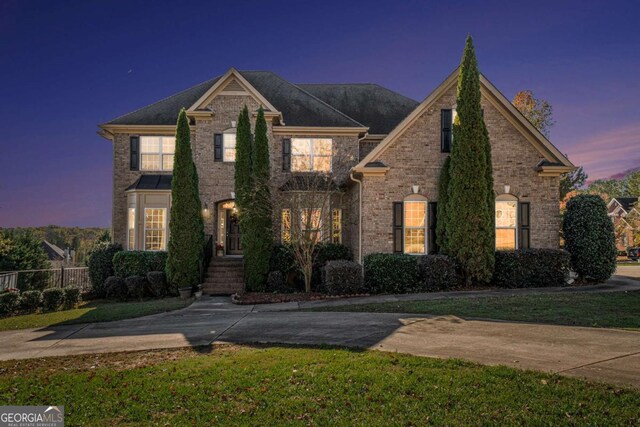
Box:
[225,209,242,255]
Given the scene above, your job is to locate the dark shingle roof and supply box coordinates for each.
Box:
[613,197,639,212]
[365,161,387,168]
[41,241,65,261]
[126,175,172,191]
[296,83,419,134]
[107,77,221,125]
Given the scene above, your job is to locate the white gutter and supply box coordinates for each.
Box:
[350,170,363,264]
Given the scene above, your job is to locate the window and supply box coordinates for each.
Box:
[291,138,332,172]
[223,132,236,162]
[140,136,175,171]
[281,209,291,243]
[404,201,426,254]
[301,208,322,243]
[127,208,136,250]
[496,195,517,250]
[144,208,167,251]
[331,208,342,244]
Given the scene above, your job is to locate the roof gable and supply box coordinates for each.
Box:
[354,67,574,174]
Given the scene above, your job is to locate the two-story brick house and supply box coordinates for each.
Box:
[99,67,573,265]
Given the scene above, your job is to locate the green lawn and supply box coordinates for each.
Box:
[304,291,640,329]
[0,298,193,331]
[0,346,637,425]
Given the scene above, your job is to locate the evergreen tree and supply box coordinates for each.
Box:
[446,36,494,284]
[166,108,205,290]
[244,106,273,290]
[234,106,253,218]
[436,156,451,254]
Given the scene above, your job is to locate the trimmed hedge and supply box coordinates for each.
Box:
[63,288,81,310]
[363,253,420,294]
[316,243,352,264]
[42,288,64,311]
[493,249,570,288]
[322,260,363,295]
[0,292,20,315]
[125,276,146,300]
[417,255,462,292]
[563,195,617,281]
[20,290,43,312]
[113,251,168,278]
[105,276,128,301]
[87,242,123,297]
[147,271,168,297]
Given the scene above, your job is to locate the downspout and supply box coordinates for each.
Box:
[350,170,363,264]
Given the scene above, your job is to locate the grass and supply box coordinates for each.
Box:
[0,345,638,425]
[0,297,193,331]
[303,291,640,329]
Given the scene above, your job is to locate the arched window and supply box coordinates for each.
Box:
[495,194,518,250]
[404,194,427,254]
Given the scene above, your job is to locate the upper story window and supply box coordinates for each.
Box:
[291,138,332,172]
[140,136,175,171]
[496,194,518,250]
[223,131,236,162]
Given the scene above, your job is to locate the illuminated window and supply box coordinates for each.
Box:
[301,208,322,243]
[144,208,167,251]
[140,136,175,171]
[291,138,332,172]
[223,133,236,162]
[281,209,291,243]
[127,208,136,250]
[331,208,342,244]
[404,201,426,254]
[496,195,517,250]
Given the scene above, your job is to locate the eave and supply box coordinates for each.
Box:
[272,126,368,136]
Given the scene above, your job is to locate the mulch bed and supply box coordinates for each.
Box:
[231,292,370,305]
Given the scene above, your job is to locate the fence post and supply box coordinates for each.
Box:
[60,266,64,288]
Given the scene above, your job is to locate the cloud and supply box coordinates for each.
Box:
[562,124,640,180]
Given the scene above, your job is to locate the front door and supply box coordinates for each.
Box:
[225,209,242,255]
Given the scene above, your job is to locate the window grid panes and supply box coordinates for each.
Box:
[281,209,291,243]
[291,138,332,172]
[301,208,322,243]
[144,208,166,251]
[332,208,342,244]
[223,133,236,162]
[495,200,517,250]
[140,136,175,171]
[404,201,426,254]
[127,208,135,251]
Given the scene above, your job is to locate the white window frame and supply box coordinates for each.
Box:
[291,138,332,172]
[403,198,427,255]
[140,136,175,171]
[143,207,167,251]
[495,194,518,251]
[127,208,136,251]
[222,131,236,162]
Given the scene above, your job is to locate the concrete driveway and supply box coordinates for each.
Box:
[1,296,639,389]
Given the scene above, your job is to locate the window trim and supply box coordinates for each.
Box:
[222,130,236,163]
[143,207,167,251]
[331,208,342,244]
[127,207,136,251]
[291,138,333,172]
[495,194,518,251]
[139,135,175,172]
[403,197,427,255]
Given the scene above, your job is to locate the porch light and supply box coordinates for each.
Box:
[203,202,209,216]
[504,185,511,194]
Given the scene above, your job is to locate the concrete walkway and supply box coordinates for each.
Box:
[1,278,639,389]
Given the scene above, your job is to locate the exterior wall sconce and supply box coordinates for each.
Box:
[412,185,420,194]
[504,185,511,194]
[203,202,209,216]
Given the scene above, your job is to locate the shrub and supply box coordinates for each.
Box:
[417,255,462,292]
[113,251,168,278]
[0,291,20,315]
[125,276,146,300]
[42,288,64,311]
[87,242,123,297]
[63,288,82,310]
[563,195,617,281]
[105,276,128,301]
[363,253,420,294]
[493,249,570,288]
[147,271,167,297]
[270,244,296,274]
[265,270,290,293]
[322,260,363,295]
[19,290,42,312]
[316,243,352,264]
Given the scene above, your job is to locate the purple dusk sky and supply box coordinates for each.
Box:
[0,0,638,228]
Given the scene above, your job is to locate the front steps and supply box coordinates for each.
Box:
[202,257,244,295]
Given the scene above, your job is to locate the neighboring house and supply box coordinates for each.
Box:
[99,67,573,263]
[41,240,71,268]
[607,197,639,251]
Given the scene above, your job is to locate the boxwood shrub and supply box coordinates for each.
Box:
[493,249,570,288]
[87,242,123,297]
[124,276,147,300]
[20,290,43,312]
[105,276,128,301]
[42,288,65,311]
[322,260,363,295]
[147,271,168,297]
[363,253,420,294]
[63,288,82,310]
[417,255,462,292]
[0,291,20,315]
[113,251,168,278]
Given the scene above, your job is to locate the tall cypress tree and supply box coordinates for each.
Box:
[244,106,273,290]
[234,106,253,215]
[436,156,451,254]
[166,108,205,290]
[446,36,494,284]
